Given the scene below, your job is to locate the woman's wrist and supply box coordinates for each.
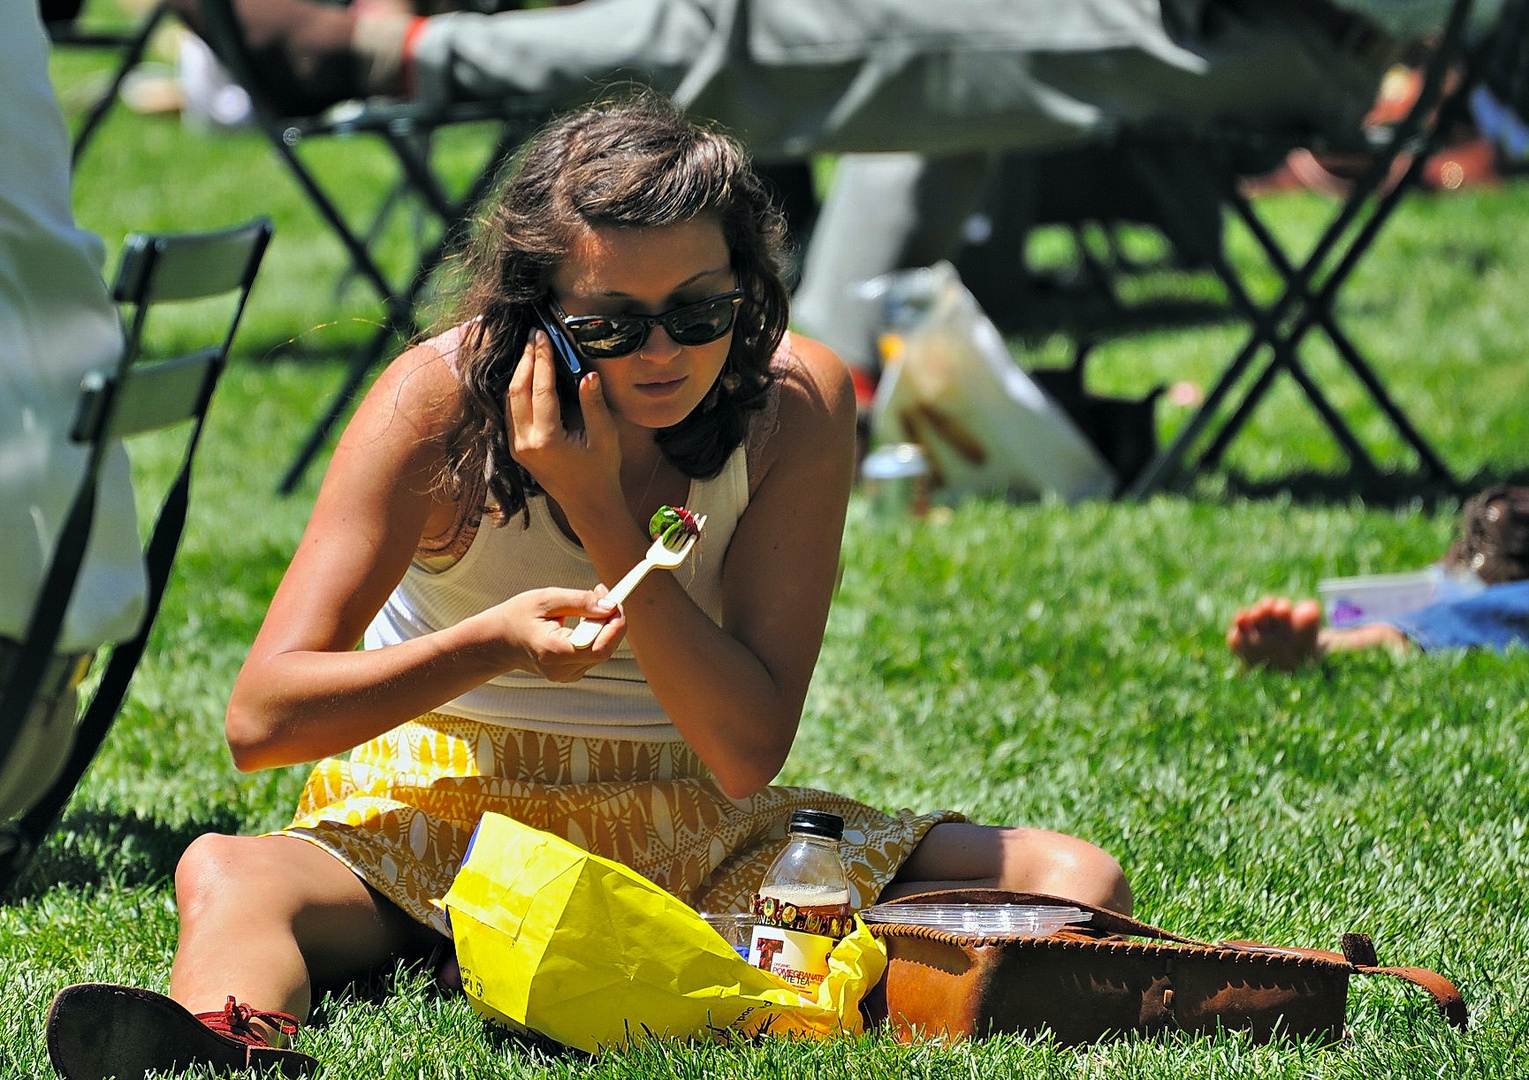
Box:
[452,607,534,675]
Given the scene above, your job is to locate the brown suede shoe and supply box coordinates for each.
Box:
[45,983,318,1080]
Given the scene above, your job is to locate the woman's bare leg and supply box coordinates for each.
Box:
[169,833,432,1043]
[881,822,1133,915]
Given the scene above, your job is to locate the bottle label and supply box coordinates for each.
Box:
[746,892,852,994]
[747,924,835,993]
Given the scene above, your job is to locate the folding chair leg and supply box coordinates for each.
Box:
[1122,0,1487,496]
[1124,332,1258,496]
[1202,183,1456,481]
[69,2,169,167]
[1121,162,1387,488]
[1120,0,1479,498]
[3,460,193,892]
[1203,343,1387,477]
[1190,181,1392,478]
[1119,145,1314,491]
[277,125,526,494]
[334,129,447,300]
[273,136,398,304]
[335,179,416,302]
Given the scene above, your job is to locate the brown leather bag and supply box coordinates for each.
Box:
[863,890,1467,1045]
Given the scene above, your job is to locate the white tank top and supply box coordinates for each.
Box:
[361,325,784,742]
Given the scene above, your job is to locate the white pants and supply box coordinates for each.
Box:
[0,643,88,822]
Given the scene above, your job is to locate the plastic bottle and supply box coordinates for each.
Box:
[746,809,852,994]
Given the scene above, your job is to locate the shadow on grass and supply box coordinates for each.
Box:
[1206,465,1529,509]
[310,958,586,1062]
[2,802,244,905]
[998,290,1236,346]
[478,1021,587,1062]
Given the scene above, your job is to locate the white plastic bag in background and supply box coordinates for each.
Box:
[867,263,1115,502]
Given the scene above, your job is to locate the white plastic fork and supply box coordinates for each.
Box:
[569,515,706,648]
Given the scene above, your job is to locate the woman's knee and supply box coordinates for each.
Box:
[174,833,266,919]
[174,833,333,927]
[1005,828,1132,914]
[892,822,1132,913]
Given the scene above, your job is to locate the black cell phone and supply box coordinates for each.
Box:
[532,299,584,428]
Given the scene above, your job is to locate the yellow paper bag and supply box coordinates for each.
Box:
[440,812,886,1052]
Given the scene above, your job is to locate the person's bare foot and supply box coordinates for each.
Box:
[1227,596,1325,671]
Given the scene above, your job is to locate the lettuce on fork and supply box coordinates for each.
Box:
[649,505,702,552]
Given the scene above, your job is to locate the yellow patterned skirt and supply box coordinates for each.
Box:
[280,713,962,937]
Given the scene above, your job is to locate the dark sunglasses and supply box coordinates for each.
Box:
[548,289,745,360]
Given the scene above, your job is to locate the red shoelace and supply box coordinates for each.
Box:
[193,997,300,1047]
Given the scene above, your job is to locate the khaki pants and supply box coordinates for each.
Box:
[412,0,1398,159]
[0,640,90,822]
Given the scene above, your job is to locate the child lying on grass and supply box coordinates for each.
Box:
[1229,486,1529,671]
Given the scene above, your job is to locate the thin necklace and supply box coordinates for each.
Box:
[637,446,664,514]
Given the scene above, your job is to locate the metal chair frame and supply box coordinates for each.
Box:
[47,1,170,166]
[1123,0,1510,496]
[0,217,273,890]
[190,0,547,494]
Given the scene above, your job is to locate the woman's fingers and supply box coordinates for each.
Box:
[537,586,616,622]
[505,329,539,436]
[530,328,562,425]
[506,330,567,443]
[578,371,615,450]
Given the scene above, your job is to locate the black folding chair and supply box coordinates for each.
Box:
[188,0,547,495]
[1122,0,1512,497]
[952,139,1235,345]
[0,217,273,890]
[46,0,170,166]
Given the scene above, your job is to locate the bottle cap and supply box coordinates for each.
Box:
[787,809,844,841]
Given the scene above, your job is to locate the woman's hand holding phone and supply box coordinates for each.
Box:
[534,300,585,429]
[505,325,622,524]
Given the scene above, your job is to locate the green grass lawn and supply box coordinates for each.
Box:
[5,12,1529,1077]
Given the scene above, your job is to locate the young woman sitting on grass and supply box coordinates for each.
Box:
[45,93,1131,1079]
[1229,485,1529,671]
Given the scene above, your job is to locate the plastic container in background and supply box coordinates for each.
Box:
[1318,564,1485,628]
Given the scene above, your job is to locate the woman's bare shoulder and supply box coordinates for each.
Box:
[747,334,856,487]
[772,334,855,440]
[351,329,469,449]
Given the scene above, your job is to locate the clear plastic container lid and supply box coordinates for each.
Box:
[858,903,1092,936]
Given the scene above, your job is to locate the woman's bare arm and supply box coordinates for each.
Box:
[562,338,857,797]
[224,344,621,771]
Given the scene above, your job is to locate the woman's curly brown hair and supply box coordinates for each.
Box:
[431,89,791,526]
[1442,485,1529,584]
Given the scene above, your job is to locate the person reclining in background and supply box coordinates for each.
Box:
[1229,486,1529,671]
[166,0,1402,161]
[167,0,1408,427]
